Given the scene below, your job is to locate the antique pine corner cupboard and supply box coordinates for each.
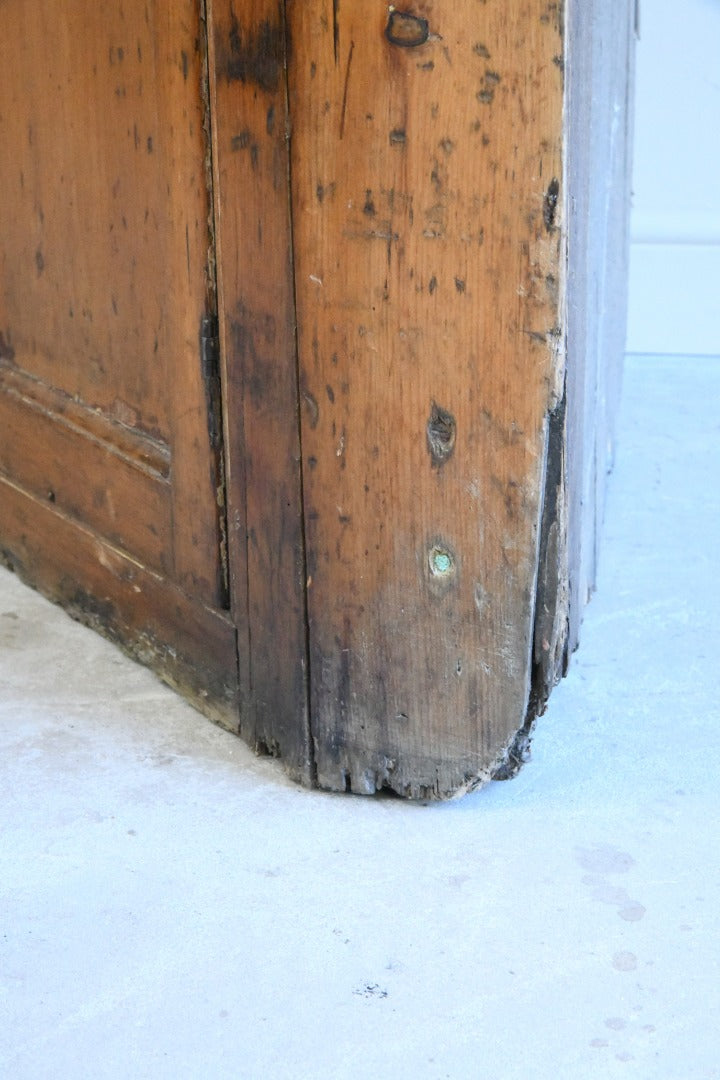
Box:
[0,2,635,798]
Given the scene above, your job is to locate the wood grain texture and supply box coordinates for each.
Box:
[206,0,312,779]
[286,1,566,796]
[0,367,172,576]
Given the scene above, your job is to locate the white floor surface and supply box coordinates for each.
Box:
[2,354,719,1080]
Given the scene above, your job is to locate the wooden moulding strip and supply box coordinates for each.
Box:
[0,368,173,578]
[0,475,241,730]
[0,358,171,480]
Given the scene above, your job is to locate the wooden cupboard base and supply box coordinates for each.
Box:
[0,478,241,734]
[0,0,635,800]
[1,467,542,799]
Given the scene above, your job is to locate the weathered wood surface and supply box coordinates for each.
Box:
[0,1,636,798]
[206,0,312,779]
[0,1,237,718]
[287,1,567,796]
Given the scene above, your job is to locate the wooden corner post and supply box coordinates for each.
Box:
[281,0,621,798]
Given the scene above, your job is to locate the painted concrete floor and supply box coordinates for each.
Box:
[2,355,719,1080]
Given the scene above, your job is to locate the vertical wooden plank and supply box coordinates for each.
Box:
[206,0,312,779]
[287,1,566,796]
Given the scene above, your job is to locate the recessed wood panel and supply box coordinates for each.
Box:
[0,0,226,605]
[0,0,235,713]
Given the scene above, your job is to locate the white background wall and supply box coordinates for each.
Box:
[628,0,720,355]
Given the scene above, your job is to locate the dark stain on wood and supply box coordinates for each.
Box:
[229,315,278,409]
[332,0,340,64]
[231,128,250,148]
[230,129,260,168]
[69,584,116,626]
[0,332,15,362]
[225,15,286,92]
[543,177,560,231]
[363,189,376,216]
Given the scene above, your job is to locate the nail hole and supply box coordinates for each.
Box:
[385,11,430,48]
[429,546,454,576]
